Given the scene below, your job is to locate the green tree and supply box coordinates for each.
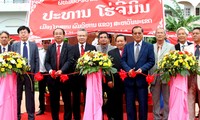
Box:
[165,0,200,31]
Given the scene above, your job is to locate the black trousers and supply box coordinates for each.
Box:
[17,74,35,120]
[38,72,49,111]
[106,75,124,120]
[107,87,123,120]
[47,77,72,120]
[71,75,86,120]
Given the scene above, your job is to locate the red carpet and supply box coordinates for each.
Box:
[21,112,154,120]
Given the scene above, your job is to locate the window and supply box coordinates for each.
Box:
[13,0,27,3]
[185,8,191,16]
[196,8,200,15]
[1,0,27,3]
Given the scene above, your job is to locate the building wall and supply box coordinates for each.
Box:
[0,12,27,34]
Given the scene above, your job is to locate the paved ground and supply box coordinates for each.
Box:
[21,91,200,117]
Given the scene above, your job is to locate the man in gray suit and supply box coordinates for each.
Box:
[12,26,39,120]
[149,28,175,120]
[95,31,115,54]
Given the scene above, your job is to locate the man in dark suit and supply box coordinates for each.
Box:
[0,31,12,53]
[121,26,155,120]
[12,26,39,120]
[71,28,96,120]
[175,27,192,51]
[106,34,127,120]
[45,28,73,120]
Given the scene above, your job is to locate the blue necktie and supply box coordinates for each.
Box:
[23,42,28,59]
[195,45,200,59]
[3,47,5,52]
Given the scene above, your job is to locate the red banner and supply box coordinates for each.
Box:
[28,0,164,39]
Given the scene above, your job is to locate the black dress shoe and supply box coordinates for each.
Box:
[36,110,44,116]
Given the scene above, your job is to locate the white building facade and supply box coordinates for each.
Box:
[177,0,200,17]
[0,0,29,35]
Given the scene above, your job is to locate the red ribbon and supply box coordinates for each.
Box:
[60,74,69,83]
[118,69,155,84]
[146,74,154,85]
[50,70,56,79]
[130,70,137,78]
[34,72,44,81]
[118,69,127,81]
[29,69,156,85]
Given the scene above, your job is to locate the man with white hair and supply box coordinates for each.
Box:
[175,27,193,51]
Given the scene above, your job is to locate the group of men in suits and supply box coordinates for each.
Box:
[150,27,200,120]
[1,25,200,120]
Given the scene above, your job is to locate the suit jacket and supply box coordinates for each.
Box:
[12,41,39,73]
[45,42,73,74]
[0,45,11,53]
[121,41,155,87]
[72,43,96,70]
[175,41,193,51]
[149,41,175,84]
[106,48,122,82]
[184,44,200,89]
[96,44,115,53]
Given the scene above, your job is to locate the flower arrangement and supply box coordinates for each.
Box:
[156,50,200,83]
[0,51,30,77]
[76,50,117,75]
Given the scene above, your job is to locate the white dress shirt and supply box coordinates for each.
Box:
[1,45,8,52]
[39,48,47,72]
[180,42,188,51]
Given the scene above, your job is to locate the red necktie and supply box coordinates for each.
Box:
[120,49,124,57]
[81,45,84,56]
[56,45,61,70]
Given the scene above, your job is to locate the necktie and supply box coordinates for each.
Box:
[3,47,5,52]
[157,45,162,60]
[81,45,85,56]
[56,45,61,70]
[182,45,185,51]
[120,49,124,57]
[195,45,200,59]
[135,43,139,62]
[23,42,28,59]
[102,46,107,53]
